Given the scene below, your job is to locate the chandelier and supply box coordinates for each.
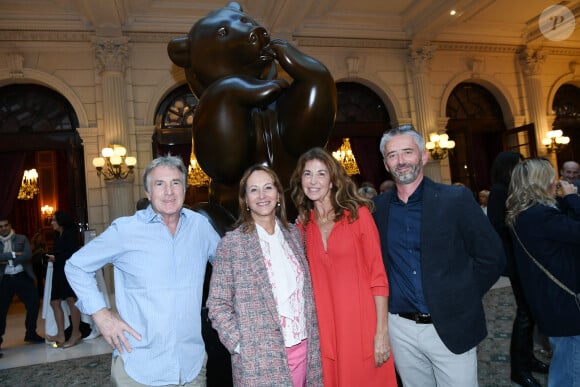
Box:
[332,138,360,176]
[17,168,39,200]
[92,145,137,180]
[425,132,456,160]
[188,156,210,187]
[542,129,570,153]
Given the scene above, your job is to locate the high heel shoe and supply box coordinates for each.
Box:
[63,335,82,349]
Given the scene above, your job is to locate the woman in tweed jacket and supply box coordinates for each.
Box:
[207,165,322,386]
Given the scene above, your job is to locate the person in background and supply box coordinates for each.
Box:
[45,211,83,348]
[207,164,322,386]
[478,189,490,215]
[358,182,378,199]
[290,147,397,386]
[65,155,221,386]
[487,151,549,387]
[0,218,44,358]
[373,125,505,387]
[135,197,150,211]
[379,179,395,194]
[506,158,580,387]
[30,228,47,298]
[559,160,579,187]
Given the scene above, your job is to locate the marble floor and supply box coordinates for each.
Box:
[0,300,111,370]
[0,276,545,387]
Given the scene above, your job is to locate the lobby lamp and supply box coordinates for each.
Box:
[542,129,570,153]
[92,145,137,180]
[332,138,360,176]
[425,132,456,160]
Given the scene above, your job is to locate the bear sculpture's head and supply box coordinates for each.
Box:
[168,2,276,97]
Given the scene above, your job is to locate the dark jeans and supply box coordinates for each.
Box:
[0,272,40,344]
[509,270,537,374]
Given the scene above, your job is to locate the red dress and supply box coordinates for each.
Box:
[302,206,397,386]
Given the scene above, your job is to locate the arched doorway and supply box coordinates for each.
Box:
[552,83,580,168]
[332,82,391,190]
[446,82,506,192]
[0,84,87,243]
[152,84,211,206]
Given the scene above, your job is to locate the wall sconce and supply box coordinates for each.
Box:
[426,132,455,160]
[332,138,360,176]
[542,129,570,153]
[41,205,54,224]
[92,145,137,180]
[17,168,39,200]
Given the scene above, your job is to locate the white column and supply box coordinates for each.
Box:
[519,48,550,155]
[93,36,130,148]
[408,44,437,139]
[92,36,132,310]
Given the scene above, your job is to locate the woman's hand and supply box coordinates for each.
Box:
[373,295,391,367]
[374,327,391,367]
[557,180,578,197]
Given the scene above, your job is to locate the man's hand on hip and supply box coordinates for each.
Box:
[93,308,142,354]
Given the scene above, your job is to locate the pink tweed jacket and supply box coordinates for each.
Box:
[207,222,323,386]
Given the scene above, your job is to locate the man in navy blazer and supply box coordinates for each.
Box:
[372,126,505,387]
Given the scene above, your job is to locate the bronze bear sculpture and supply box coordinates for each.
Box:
[168,1,337,215]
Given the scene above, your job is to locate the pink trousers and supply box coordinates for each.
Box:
[286,339,308,387]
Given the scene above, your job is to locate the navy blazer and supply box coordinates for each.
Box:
[511,194,580,337]
[373,177,505,354]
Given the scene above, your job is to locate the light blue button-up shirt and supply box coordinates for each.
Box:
[65,206,220,386]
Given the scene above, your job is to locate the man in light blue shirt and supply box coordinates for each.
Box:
[65,155,220,386]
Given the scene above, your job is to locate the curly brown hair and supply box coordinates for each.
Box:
[289,147,374,226]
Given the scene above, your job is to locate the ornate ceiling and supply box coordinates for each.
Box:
[0,0,579,50]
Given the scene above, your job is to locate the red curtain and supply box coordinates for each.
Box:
[0,152,25,220]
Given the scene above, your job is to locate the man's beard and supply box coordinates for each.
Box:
[391,161,422,185]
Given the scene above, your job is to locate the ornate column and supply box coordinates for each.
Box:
[518,48,550,155]
[408,44,443,181]
[408,44,438,139]
[93,36,130,148]
[92,37,133,308]
[92,36,134,219]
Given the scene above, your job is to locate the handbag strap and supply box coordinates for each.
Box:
[511,226,580,311]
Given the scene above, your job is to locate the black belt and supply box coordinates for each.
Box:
[398,312,432,324]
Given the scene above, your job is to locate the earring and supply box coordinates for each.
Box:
[277,202,280,207]
[246,207,250,212]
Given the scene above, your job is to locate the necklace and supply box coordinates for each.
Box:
[317,209,333,224]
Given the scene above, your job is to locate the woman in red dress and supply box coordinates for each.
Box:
[290,147,397,386]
